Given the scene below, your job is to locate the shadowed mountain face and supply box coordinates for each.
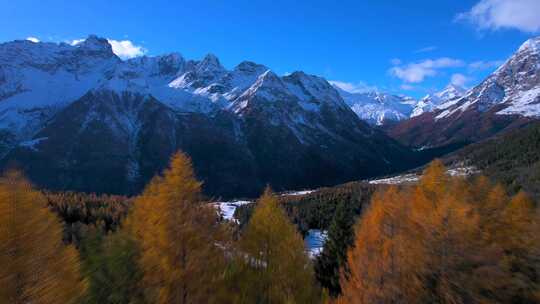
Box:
[388,36,540,149]
[0,36,419,198]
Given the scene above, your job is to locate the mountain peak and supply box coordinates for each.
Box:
[75,35,114,57]
[197,53,224,72]
[234,61,268,74]
[79,35,109,48]
[233,70,287,108]
[437,84,466,99]
[518,36,540,55]
[253,70,283,88]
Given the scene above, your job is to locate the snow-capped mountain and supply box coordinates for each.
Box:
[436,36,540,119]
[334,84,468,126]
[389,36,540,148]
[0,35,418,197]
[411,84,466,117]
[333,86,417,125]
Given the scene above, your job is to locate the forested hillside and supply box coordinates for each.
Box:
[2,155,539,303]
[235,182,377,234]
[339,161,540,303]
[446,121,540,200]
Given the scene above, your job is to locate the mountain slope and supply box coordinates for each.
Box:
[0,35,419,197]
[445,121,540,200]
[388,36,540,148]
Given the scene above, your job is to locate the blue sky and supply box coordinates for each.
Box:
[1,0,539,98]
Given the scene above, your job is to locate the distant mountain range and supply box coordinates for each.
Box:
[333,87,416,125]
[0,34,538,197]
[333,83,467,126]
[0,35,419,197]
[388,36,540,148]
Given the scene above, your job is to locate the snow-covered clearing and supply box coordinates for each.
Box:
[214,200,253,223]
[280,190,316,196]
[368,166,478,185]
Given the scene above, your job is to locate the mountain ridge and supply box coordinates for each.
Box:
[0,35,420,197]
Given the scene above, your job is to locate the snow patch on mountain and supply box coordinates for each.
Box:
[497,86,540,117]
[518,36,540,56]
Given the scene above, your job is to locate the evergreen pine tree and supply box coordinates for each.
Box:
[315,201,356,297]
[80,230,144,304]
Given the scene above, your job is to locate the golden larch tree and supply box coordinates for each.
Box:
[339,160,528,304]
[499,191,540,303]
[239,187,321,304]
[127,152,227,304]
[339,186,412,304]
[0,170,86,304]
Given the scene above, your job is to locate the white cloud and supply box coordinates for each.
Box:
[329,80,377,93]
[414,46,437,53]
[468,60,505,70]
[450,73,470,87]
[107,39,146,59]
[457,0,540,33]
[69,37,147,59]
[26,37,40,43]
[390,58,402,65]
[389,57,465,83]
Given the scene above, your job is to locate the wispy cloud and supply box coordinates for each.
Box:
[468,60,505,71]
[329,80,377,93]
[26,37,40,43]
[414,46,437,53]
[450,73,471,87]
[389,58,465,83]
[456,0,540,33]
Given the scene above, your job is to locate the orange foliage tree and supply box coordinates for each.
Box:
[340,160,540,304]
[236,188,322,303]
[0,171,86,304]
[126,152,228,304]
